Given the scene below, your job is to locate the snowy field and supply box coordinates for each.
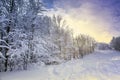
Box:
[0,50,120,80]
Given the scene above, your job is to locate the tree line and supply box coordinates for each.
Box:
[0,0,96,72]
[110,36,120,51]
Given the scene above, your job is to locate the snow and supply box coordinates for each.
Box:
[0,50,120,80]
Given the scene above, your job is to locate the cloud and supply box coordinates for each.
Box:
[45,0,120,43]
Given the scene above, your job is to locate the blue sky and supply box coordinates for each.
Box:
[42,0,54,8]
[43,0,120,43]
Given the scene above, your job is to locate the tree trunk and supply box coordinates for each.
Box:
[4,0,15,71]
[4,55,9,71]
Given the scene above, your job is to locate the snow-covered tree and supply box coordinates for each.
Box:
[110,36,120,51]
[0,0,44,71]
[74,34,96,58]
[0,0,97,72]
[49,15,74,60]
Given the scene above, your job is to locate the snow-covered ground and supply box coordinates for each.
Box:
[0,50,120,80]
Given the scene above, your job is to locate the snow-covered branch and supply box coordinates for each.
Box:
[0,39,10,47]
[0,45,10,49]
[0,52,6,59]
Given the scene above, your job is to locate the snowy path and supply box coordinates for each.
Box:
[1,50,120,80]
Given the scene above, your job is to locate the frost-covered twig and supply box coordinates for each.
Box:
[0,52,6,59]
[0,39,10,47]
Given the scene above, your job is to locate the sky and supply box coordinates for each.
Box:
[42,0,120,43]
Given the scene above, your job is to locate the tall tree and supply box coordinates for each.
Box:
[0,0,44,71]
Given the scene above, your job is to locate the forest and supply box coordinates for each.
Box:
[0,0,120,72]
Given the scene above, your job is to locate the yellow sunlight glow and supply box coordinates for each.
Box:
[64,15,112,43]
